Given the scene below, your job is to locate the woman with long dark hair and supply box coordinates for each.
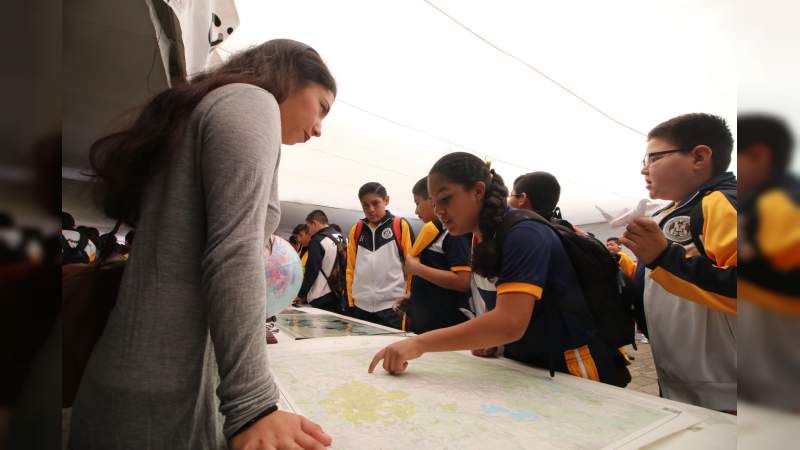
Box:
[70,39,336,449]
[368,152,629,387]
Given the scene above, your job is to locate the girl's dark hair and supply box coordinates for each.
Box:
[412,176,429,198]
[90,39,336,226]
[358,182,388,200]
[429,152,508,278]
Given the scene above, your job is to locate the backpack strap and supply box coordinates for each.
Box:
[317,230,345,301]
[353,220,365,257]
[494,209,549,256]
[392,217,404,259]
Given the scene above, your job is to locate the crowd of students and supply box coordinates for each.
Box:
[284,112,740,414]
[61,37,799,449]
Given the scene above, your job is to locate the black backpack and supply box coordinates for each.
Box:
[495,209,635,351]
[318,230,348,312]
[60,232,90,265]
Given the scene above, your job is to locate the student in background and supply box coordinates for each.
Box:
[508,171,560,218]
[620,113,736,412]
[605,236,639,363]
[60,212,97,264]
[292,223,311,269]
[510,171,636,364]
[404,176,472,334]
[289,234,302,253]
[329,224,346,246]
[346,182,414,329]
[606,237,636,280]
[370,152,630,387]
[297,209,347,312]
[509,171,585,232]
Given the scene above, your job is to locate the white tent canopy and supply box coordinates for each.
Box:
[214,0,736,225]
[61,0,739,231]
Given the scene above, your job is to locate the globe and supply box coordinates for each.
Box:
[264,235,303,317]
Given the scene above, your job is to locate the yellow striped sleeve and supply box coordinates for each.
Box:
[651,267,737,313]
[401,219,414,292]
[346,224,357,307]
[739,280,800,315]
[702,190,738,269]
[410,221,439,257]
[617,252,637,280]
[496,282,543,300]
[450,265,472,273]
[756,189,800,271]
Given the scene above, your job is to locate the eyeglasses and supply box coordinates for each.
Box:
[641,148,686,169]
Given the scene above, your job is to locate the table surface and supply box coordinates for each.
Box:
[270,307,736,449]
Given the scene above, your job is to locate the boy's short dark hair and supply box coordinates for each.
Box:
[358,182,388,200]
[412,176,429,198]
[738,114,794,174]
[305,209,329,224]
[512,171,561,219]
[289,235,299,246]
[292,223,309,236]
[648,113,734,176]
[62,211,75,230]
[607,237,620,244]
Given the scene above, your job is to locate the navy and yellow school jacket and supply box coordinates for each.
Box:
[345,211,414,312]
[406,220,472,334]
[738,174,800,312]
[737,174,800,409]
[643,172,737,411]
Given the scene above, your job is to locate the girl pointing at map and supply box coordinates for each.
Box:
[369,152,630,387]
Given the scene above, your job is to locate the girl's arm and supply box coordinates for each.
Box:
[369,292,535,373]
[406,255,471,292]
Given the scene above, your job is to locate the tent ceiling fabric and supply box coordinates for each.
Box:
[220,0,736,224]
[62,0,737,227]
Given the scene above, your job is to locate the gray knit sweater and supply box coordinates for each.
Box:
[70,84,283,449]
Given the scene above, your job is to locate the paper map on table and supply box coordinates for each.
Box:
[269,337,701,449]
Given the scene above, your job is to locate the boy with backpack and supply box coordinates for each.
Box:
[606,237,637,280]
[507,171,638,369]
[61,212,97,265]
[620,113,737,411]
[346,182,414,329]
[404,177,472,334]
[297,210,347,312]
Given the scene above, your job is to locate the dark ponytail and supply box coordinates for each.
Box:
[429,152,508,278]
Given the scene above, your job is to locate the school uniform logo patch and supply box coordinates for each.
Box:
[663,215,691,242]
[381,228,394,240]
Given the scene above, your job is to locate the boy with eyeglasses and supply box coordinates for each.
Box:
[620,113,736,412]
